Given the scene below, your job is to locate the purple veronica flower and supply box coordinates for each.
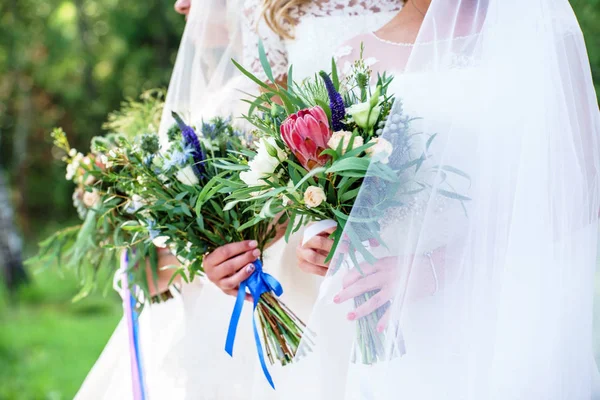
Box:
[319,71,346,132]
[172,112,205,179]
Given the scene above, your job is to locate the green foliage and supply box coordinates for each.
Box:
[0,0,184,232]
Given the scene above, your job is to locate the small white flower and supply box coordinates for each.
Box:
[69,148,77,157]
[82,189,100,208]
[176,166,199,186]
[240,137,287,187]
[327,131,364,155]
[65,164,76,181]
[303,186,326,208]
[152,236,169,248]
[366,137,393,164]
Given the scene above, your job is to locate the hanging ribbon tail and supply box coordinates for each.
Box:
[224,259,280,389]
[252,308,276,389]
[120,250,147,400]
[225,280,247,357]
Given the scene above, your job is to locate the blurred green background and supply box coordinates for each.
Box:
[0,1,599,399]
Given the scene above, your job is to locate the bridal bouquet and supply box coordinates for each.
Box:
[222,45,469,365]
[29,91,170,302]
[105,111,307,387]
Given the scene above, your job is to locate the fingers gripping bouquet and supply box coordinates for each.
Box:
[224,44,470,365]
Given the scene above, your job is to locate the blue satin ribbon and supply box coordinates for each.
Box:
[130,292,147,400]
[225,259,283,389]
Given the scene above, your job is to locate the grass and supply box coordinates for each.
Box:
[0,263,121,400]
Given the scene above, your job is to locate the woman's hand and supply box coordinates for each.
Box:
[334,247,445,332]
[333,256,400,331]
[296,226,335,277]
[204,240,261,300]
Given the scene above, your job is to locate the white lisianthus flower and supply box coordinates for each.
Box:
[240,169,261,187]
[240,137,287,187]
[346,101,382,130]
[366,137,394,164]
[327,131,364,155]
[176,166,200,185]
[304,186,326,208]
[346,86,384,130]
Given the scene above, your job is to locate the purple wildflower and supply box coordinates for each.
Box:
[319,71,346,132]
[172,112,205,179]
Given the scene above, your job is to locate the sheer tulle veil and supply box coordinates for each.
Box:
[158,0,253,145]
[279,1,600,398]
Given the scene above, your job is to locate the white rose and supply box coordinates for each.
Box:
[176,166,199,185]
[327,131,364,155]
[82,189,100,207]
[241,137,287,187]
[365,137,393,164]
[303,186,326,208]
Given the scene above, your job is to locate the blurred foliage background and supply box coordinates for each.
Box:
[0,0,598,399]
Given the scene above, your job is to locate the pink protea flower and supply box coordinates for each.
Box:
[280,106,332,170]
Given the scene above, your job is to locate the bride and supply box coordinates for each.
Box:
[76,0,405,398]
[290,0,600,399]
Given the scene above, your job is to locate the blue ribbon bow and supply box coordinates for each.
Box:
[225,259,283,389]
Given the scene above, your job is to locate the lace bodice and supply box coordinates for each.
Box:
[242,0,402,81]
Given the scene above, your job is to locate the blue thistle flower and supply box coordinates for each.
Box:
[172,112,205,179]
[162,141,194,172]
[319,71,346,132]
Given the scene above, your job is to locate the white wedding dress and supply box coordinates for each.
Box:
[75,1,402,399]
[271,9,600,397]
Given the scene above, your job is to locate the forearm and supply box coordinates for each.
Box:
[146,248,182,297]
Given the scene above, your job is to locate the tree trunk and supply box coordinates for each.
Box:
[0,172,27,294]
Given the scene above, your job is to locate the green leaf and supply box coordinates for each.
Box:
[437,189,471,202]
[293,167,326,191]
[175,191,187,201]
[232,58,271,90]
[327,157,371,174]
[287,65,294,91]
[340,187,361,203]
[426,133,438,151]
[331,57,340,91]
[433,164,471,183]
[258,40,275,83]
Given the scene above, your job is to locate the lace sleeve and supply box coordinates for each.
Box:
[242,0,289,82]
